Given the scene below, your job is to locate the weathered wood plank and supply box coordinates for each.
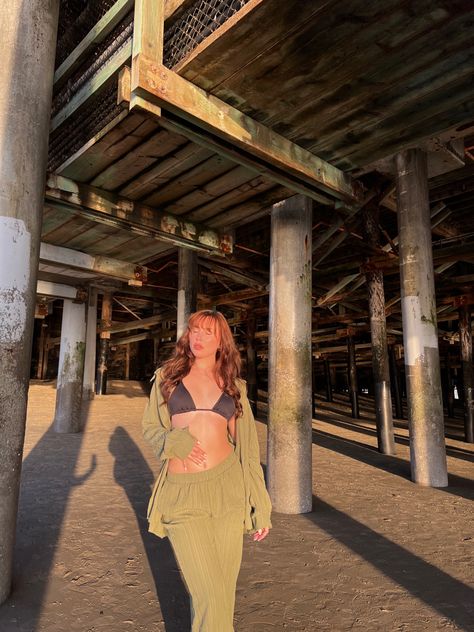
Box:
[185,175,275,223]
[143,154,235,207]
[119,143,213,199]
[176,0,474,169]
[45,174,233,255]
[59,113,159,182]
[91,128,188,190]
[160,165,264,217]
[208,185,290,229]
[130,57,359,203]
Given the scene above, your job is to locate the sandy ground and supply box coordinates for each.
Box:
[0,380,473,632]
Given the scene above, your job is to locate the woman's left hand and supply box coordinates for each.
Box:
[253,527,270,542]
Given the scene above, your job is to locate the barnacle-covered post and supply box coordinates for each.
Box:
[363,205,396,454]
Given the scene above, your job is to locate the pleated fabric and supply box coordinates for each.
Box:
[159,451,246,632]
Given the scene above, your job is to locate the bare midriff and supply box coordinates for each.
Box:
[168,410,236,474]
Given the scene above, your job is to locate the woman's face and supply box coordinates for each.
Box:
[188,321,220,360]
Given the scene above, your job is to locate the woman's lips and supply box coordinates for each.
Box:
[194,343,203,350]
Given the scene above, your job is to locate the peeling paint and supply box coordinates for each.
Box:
[0,217,31,344]
[402,295,438,366]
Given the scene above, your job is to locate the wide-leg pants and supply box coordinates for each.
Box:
[159,451,245,632]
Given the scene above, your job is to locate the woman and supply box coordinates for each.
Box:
[142,309,272,632]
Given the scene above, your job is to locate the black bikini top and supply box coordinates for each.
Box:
[168,381,236,421]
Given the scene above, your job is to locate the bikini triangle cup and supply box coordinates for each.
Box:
[168,380,236,421]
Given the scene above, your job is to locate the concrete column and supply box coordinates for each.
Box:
[459,304,474,442]
[53,300,87,433]
[246,313,258,415]
[268,195,313,514]
[0,0,59,604]
[96,291,113,395]
[82,288,97,401]
[363,206,396,454]
[395,148,448,486]
[389,345,403,419]
[177,248,198,339]
[347,334,360,418]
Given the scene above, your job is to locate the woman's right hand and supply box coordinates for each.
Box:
[187,440,207,467]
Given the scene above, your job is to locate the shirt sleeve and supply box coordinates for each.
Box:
[240,385,273,531]
[142,376,197,460]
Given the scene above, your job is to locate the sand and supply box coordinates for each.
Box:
[0,380,472,632]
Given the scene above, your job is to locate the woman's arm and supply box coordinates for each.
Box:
[142,376,197,460]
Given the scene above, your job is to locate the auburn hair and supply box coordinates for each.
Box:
[160,310,243,417]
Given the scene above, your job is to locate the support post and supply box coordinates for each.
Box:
[53,300,87,433]
[324,358,333,402]
[311,358,317,417]
[395,148,448,486]
[459,304,474,442]
[363,206,396,454]
[177,248,198,339]
[246,313,258,415]
[83,288,97,400]
[268,195,313,514]
[389,345,403,420]
[0,0,59,604]
[96,291,113,395]
[347,334,360,419]
[36,323,47,379]
[445,352,455,418]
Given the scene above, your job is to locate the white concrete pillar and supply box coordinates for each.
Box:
[395,148,448,487]
[83,288,98,401]
[53,300,87,433]
[0,0,59,604]
[267,195,313,513]
[177,248,198,339]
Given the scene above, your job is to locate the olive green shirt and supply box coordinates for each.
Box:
[142,368,272,537]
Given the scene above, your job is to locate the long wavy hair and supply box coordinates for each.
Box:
[160,310,243,417]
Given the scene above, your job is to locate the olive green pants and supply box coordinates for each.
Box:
[159,451,245,632]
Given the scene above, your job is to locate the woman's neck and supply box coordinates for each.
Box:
[192,357,216,374]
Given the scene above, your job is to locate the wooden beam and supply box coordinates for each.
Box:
[128,58,360,204]
[39,242,148,284]
[104,310,176,334]
[45,175,232,256]
[37,280,86,301]
[198,258,267,290]
[132,0,164,63]
[199,287,268,307]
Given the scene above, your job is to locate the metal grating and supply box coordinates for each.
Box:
[56,0,118,67]
[52,11,133,116]
[48,84,122,172]
[163,0,249,68]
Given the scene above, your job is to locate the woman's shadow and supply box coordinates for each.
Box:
[109,427,190,632]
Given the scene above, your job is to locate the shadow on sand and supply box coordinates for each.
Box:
[306,496,474,631]
[109,426,190,632]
